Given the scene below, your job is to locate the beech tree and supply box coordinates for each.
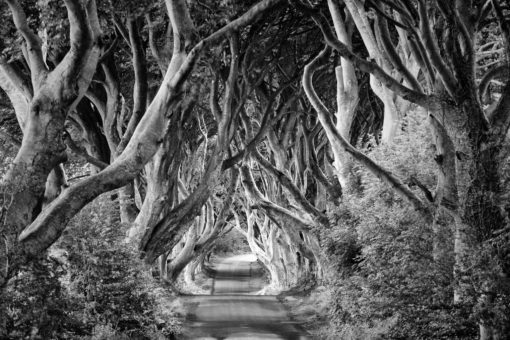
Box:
[0,0,101,287]
[0,0,284,287]
[2,0,510,339]
[300,0,510,338]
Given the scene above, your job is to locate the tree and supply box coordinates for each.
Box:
[0,0,285,287]
[302,0,510,338]
[1,0,101,287]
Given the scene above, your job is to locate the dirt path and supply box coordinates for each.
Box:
[181,254,310,339]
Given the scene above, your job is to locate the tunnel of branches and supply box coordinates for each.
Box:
[2,0,510,337]
[0,0,386,294]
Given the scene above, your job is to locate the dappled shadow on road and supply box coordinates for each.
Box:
[181,254,310,339]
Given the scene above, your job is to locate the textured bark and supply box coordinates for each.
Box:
[239,163,319,292]
[126,119,182,242]
[344,0,401,144]
[139,147,224,262]
[427,113,457,263]
[15,0,284,272]
[166,225,198,282]
[119,183,139,225]
[158,252,169,281]
[42,165,68,208]
[252,150,327,227]
[166,167,238,283]
[138,32,242,262]
[0,0,100,287]
[313,0,360,190]
[303,48,431,217]
[438,102,506,311]
[246,212,285,291]
[115,17,148,155]
[0,63,31,128]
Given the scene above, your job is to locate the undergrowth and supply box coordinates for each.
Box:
[0,193,182,340]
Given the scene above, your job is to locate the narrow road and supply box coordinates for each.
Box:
[181,254,310,339]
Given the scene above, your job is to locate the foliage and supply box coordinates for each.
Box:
[0,258,86,339]
[321,111,478,339]
[59,193,181,339]
[467,230,510,336]
[0,193,181,339]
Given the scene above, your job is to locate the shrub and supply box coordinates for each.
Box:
[58,193,181,339]
[0,258,87,339]
[321,111,478,339]
[0,193,181,339]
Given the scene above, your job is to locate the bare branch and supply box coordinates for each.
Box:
[116,18,148,155]
[366,0,411,30]
[18,0,285,260]
[63,131,108,170]
[57,0,93,70]
[303,47,432,218]
[408,176,434,203]
[4,0,47,84]
[377,16,422,92]
[252,149,328,226]
[210,75,222,121]
[222,93,295,170]
[50,0,99,103]
[417,0,458,97]
[303,128,342,202]
[0,62,33,100]
[145,13,165,74]
[220,33,239,133]
[99,36,119,64]
[240,165,314,232]
[311,12,439,110]
[113,16,132,49]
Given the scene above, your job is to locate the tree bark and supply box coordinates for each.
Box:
[13,0,284,277]
[0,0,100,287]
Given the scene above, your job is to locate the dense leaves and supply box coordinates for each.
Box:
[321,112,478,339]
[0,194,181,339]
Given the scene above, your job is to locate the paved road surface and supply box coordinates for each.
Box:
[181,254,309,339]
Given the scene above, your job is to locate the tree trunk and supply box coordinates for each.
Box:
[0,0,100,287]
[119,183,139,225]
[166,226,198,282]
[344,0,401,144]
[158,252,169,281]
[439,101,509,337]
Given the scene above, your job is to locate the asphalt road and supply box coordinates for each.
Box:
[181,254,310,340]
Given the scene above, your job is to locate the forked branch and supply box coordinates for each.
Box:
[303,47,431,219]
[311,11,439,110]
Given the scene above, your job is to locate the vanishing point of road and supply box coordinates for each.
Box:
[181,254,310,339]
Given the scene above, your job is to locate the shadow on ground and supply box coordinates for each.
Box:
[180,254,310,340]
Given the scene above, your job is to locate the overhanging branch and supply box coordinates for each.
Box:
[303,47,432,219]
[311,11,439,110]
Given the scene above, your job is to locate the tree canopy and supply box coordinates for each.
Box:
[1,0,510,339]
